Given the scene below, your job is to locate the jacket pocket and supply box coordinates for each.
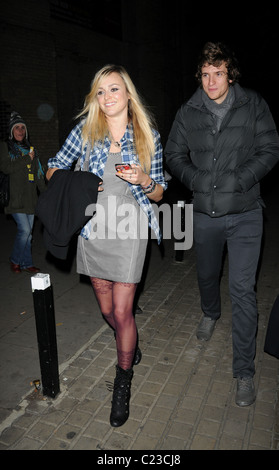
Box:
[215,170,243,193]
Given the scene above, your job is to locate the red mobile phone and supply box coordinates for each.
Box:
[115,163,131,172]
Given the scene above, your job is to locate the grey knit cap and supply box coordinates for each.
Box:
[9,111,28,139]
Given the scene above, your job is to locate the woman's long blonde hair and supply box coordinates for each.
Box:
[76,64,156,173]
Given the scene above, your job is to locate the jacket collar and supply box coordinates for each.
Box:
[187,83,249,111]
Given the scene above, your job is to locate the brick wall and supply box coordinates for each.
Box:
[0,0,58,164]
[0,0,181,164]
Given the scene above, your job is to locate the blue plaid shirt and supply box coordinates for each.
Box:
[48,121,167,242]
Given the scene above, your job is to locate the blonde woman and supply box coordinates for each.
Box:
[47,65,167,427]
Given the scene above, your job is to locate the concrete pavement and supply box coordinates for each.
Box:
[0,183,278,451]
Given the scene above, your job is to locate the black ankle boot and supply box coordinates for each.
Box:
[110,365,133,427]
[133,347,142,366]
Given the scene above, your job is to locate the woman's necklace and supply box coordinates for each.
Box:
[109,129,125,148]
[111,139,121,148]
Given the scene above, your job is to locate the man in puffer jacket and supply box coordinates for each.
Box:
[165,41,279,407]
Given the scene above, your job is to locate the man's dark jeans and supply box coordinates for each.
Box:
[193,208,263,378]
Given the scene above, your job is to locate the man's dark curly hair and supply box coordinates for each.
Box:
[195,41,241,85]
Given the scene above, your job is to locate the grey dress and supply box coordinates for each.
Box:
[76,152,148,283]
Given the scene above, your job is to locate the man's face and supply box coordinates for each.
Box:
[201,62,232,104]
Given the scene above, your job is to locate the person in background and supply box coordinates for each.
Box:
[46,65,167,427]
[165,42,279,406]
[0,111,46,273]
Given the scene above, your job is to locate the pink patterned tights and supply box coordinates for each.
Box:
[90,277,137,370]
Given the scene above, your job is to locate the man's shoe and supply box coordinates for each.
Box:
[10,262,21,273]
[235,377,256,407]
[196,316,216,341]
[22,266,40,273]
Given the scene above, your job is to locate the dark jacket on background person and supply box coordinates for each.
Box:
[0,140,46,214]
[36,169,101,259]
[165,83,279,216]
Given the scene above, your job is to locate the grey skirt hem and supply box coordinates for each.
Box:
[76,234,148,284]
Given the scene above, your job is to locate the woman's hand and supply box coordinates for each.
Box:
[46,167,59,181]
[115,163,163,202]
[29,149,35,161]
[115,163,150,186]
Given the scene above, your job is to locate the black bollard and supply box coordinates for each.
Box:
[31,273,60,398]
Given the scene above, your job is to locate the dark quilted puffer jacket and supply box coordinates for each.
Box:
[165,83,279,217]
